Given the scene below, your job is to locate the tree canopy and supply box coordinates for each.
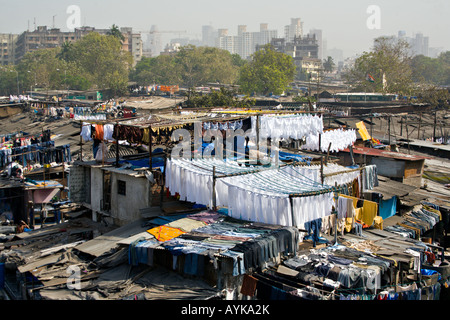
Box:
[344,36,413,95]
[238,44,296,96]
[130,45,241,88]
[14,32,132,96]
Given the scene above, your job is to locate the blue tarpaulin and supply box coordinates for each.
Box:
[379,196,397,220]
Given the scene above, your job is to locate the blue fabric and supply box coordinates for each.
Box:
[379,196,397,220]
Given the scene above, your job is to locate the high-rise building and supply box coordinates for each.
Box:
[394,31,430,57]
[310,29,323,61]
[202,25,217,47]
[284,18,303,42]
[0,33,18,65]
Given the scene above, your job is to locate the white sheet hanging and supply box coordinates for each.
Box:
[302,128,357,153]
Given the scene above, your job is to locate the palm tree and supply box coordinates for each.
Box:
[323,56,335,73]
[57,41,74,61]
[108,24,125,43]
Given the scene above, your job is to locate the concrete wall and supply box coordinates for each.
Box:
[110,170,151,226]
[90,167,104,214]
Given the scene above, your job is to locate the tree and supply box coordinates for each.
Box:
[323,56,335,73]
[344,36,413,95]
[185,87,255,108]
[238,44,295,95]
[69,32,132,95]
[410,52,450,86]
[130,55,181,85]
[0,65,20,95]
[107,24,125,43]
[131,45,240,88]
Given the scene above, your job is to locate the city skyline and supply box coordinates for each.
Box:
[0,0,449,59]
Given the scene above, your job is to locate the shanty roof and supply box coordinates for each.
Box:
[341,146,428,161]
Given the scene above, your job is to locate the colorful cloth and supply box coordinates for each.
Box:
[147,225,186,242]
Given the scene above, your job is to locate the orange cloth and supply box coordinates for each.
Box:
[95,124,104,140]
[147,225,186,242]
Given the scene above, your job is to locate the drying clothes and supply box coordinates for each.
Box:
[362,165,378,191]
[252,114,324,140]
[240,274,258,296]
[188,211,223,224]
[292,193,334,226]
[81,123,92,142]
[103,124,114,141]
[302,128,357,153]
[361,200,378,228]
[337,196,355,219]
[94,124,104,140]
[147,225,186,242]
[165,218,207,233]
[142,128,151,144]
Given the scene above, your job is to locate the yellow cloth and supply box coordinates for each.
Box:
[362,200,378,227]
[356,121,371,141]
[147,225,185,242]
[354,208,363,221]
[373,216,383,230]
[345,218,353,233]
[142,128,150,144]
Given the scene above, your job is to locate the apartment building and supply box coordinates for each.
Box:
[0,34,18,65]
[11,26,143,65]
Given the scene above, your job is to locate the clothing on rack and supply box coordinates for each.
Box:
[302,128,357,153]
[251,114,324,140]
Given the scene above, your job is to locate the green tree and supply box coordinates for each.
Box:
[131,45,240,88]
[108,24,125,43]
[70,32,132,95]
[410,52,450,86]
[323,56,335,73]
[185,87,255,108]
[0,65,20,95]
[130,55,181,85]
[344,36,413,95]
[238,44,296,95]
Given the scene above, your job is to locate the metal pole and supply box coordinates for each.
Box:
[212,166,217,211]
[148,125,152,169]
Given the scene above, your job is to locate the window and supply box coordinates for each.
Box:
[117,180,126,195]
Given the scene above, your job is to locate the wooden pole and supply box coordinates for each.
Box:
[388,116,391,146]
[79,121,83,161]
[148,125,152,169]
[115,122,119,167]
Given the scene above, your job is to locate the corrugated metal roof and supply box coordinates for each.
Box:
[74,219,151,257]
[342,146,428,161]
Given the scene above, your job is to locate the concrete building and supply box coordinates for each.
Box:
[284,18,303,42]
[310,29,323,61]
[0,34,18,65]
[68,161,154,226]
[12,26,143,65]
[202,25,216,47]
[396,30,430,57]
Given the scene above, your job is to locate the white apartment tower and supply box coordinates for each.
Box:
[284,18,303,42]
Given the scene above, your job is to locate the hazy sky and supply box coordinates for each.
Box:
[1,0,449,57]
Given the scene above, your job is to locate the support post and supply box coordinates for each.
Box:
[212,166,217,211]
[115,122,119,167]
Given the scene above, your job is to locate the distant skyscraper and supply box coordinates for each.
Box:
[147,25,162,57]
[395,30,430,57]
[202,25,216,47]
[310,29,323,61]
[284,18,303,42]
